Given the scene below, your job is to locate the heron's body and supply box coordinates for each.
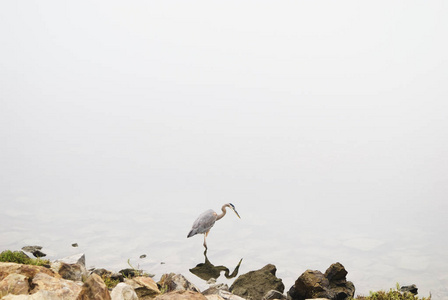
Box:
[187,203,240,249]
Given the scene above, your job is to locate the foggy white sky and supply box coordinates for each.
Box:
[1,1,447,227]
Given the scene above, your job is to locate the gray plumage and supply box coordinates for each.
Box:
[187,203,241,249]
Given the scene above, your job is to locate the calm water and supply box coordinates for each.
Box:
[1,197,446,299]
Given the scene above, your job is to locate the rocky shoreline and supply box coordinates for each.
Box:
[0,248,420,300]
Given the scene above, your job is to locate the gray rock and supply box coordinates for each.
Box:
[217,290,247,300]
[158,273,200,293]
[400,284,418,295]
[263,289,286,300]
[111,283,139,300]
[21,246,46,258]
[51,253,87,282]
[230,264,284,300]
[55,253,85,267]
[202,283,230,295]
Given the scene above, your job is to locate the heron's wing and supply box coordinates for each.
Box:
[188,209,217,237]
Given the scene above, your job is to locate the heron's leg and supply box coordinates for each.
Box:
[203,230,210,249]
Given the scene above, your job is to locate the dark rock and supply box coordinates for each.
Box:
[230,264,285,300]
[400,284,418,295]
[72,243,79,247]
[120,268,142,278]
[288,262,355,300]
[140,254,147,259]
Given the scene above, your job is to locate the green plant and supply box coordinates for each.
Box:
[101,274,120,289]
[0,250,49,266]
[354,284,431,300]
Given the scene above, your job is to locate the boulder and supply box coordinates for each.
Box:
[51,253,87,282]
[158,273,200,293]
[31,272,82,298]
[230,264,284,300]
[77,273,111,300]
[288,262,354,300]
[110,282,139,300]
[0,262,57,281]
[154,290,208,300]
[125,276,160,299]
[51,261,87,282]
[0,273,30,295]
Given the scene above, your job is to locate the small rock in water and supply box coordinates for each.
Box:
[22,245,42,252]
[72,243,78,247]
[400,284,418,295]
[140,254,147,259]
[21,245,47,258]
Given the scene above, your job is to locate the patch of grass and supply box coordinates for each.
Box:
[102,274,120,289]
[355,284,431,300]
[0,250,50,266]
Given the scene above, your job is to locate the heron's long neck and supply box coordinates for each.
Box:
[216,205,228,221]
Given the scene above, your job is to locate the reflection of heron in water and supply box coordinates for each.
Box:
[190,249,243,281]
[187,203,241,249]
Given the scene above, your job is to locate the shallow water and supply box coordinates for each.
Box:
[1,198,447,299]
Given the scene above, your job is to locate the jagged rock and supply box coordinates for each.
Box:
[230,264,284,300]
[0,262,57,281]
[77,273,111,300]
[158,273,200,293]
[55,253,86,266]
[288,263,354,300]
[51,253,87,282]
[154,290,208,300]
[263,289,286,300]
[125,276,160,299]
[0,273,30,295]
[110,282,139,300]
[31,272,82,299]
[51,261,87,282]
[400,284,418,295]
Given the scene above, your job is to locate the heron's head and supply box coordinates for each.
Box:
[228,203,241,219]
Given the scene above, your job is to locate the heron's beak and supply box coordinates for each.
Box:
[232,208,241,219]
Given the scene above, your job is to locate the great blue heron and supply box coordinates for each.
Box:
[187,203,241,249]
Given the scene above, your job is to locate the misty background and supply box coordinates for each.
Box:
[1,1,447,298]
